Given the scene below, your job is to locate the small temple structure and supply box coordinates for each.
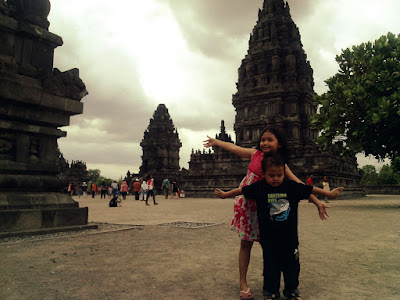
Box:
[182,121,249,197]
[182,0,363,197]
[0,0,90,234]
[58,151,90,190]
[139,104,182,187]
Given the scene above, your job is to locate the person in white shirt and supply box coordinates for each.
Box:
[140,179,148,201]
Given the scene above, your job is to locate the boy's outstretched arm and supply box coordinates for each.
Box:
[312,186,344,200]
[309,194,330,220]
[285,165,330,220]
[215,187,242,199]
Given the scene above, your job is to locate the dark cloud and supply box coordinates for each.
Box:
[159,0,262,60]
[286,0,316,22]
[159,0,317,60]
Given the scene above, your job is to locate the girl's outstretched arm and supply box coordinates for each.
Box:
[285,165,331,220]
[203,136,255,159]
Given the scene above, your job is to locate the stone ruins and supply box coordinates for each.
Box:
[0,0,89,234]
[139,0,363,198]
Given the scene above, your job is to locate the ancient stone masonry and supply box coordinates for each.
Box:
[231,0,362,193]
[183,0,363,197]
[182,120,249,197]
[140,104,181,188]
[58,151,90,190]
[0,0,89,233]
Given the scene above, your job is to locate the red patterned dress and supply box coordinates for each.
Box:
[231,150,264,242]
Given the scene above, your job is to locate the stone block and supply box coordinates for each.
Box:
[0,207,88,232]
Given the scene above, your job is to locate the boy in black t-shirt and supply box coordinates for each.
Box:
[215,153,343,300]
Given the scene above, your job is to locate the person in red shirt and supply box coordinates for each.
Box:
[132,179,141,200]
[91,183,96,198]
[306,175,314,186]
[145,175,158,205]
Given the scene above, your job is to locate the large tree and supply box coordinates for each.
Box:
[311,32,400,160]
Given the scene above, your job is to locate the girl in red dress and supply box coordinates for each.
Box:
[204,127,329,300]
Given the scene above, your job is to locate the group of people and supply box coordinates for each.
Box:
[207,126,343,300]
[67,182,87,197]
[66,180,124,199]
[161,178,180,199]
[67,176,182,207]
[130,176,181,206]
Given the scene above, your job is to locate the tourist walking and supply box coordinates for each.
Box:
[322,176,331,203]
[81,182,87,195]
[77,184,83,198]
[111,181,119,197]
[171,180,179,199]
[161,178,170,199]
[145,175,158,205]
[215,152,343,300]
[133,179,141,200]
[141,179,148,201]
[120,181,129,200]
[204,126,330,300]
[67,183,73,196]
[100,182,107,199]
[91,182,96,198]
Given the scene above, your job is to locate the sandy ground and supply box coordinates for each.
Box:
[1,194,400,300]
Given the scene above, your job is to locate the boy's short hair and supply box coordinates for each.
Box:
[261,152,286,173]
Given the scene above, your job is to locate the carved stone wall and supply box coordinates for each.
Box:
[182,121,249,197]
[0,0,89,233]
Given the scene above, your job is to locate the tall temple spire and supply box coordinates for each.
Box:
[233,0,315,149]
[140,104,181,184]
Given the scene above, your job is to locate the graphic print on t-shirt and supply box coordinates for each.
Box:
[267,193,290,222]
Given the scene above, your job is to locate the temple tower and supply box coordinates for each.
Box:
[232,0,362,190]
[0,0,90,234]
[234,0,316,148]
[140,104,181,186]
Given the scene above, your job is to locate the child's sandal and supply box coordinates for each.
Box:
[239,288,254,300]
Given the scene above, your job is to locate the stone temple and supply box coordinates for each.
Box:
[0,0,90,234]
[139,104,182,187]
[163,0,363,197]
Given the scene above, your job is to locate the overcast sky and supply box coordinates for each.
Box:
[49,0,400,180]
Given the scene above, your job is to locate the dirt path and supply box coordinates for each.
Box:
[1,195,399,299]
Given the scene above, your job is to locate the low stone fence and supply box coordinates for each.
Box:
[362,185,400,195]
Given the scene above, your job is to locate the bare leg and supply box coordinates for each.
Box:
[239,239,254,292]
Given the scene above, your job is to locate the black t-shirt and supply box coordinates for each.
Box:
[242,179,313,247]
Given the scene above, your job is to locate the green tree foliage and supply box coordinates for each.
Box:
[359,164,400,185]
[87,169,113,187]
[87,169,101,183]
[96,177,112,187]
[378,165,398,184]
[391,156,400,174]
[359,165,379,185]
[312,32,400,160]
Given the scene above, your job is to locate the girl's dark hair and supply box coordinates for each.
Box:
[256,126,290,163]
[261,152,286,174]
